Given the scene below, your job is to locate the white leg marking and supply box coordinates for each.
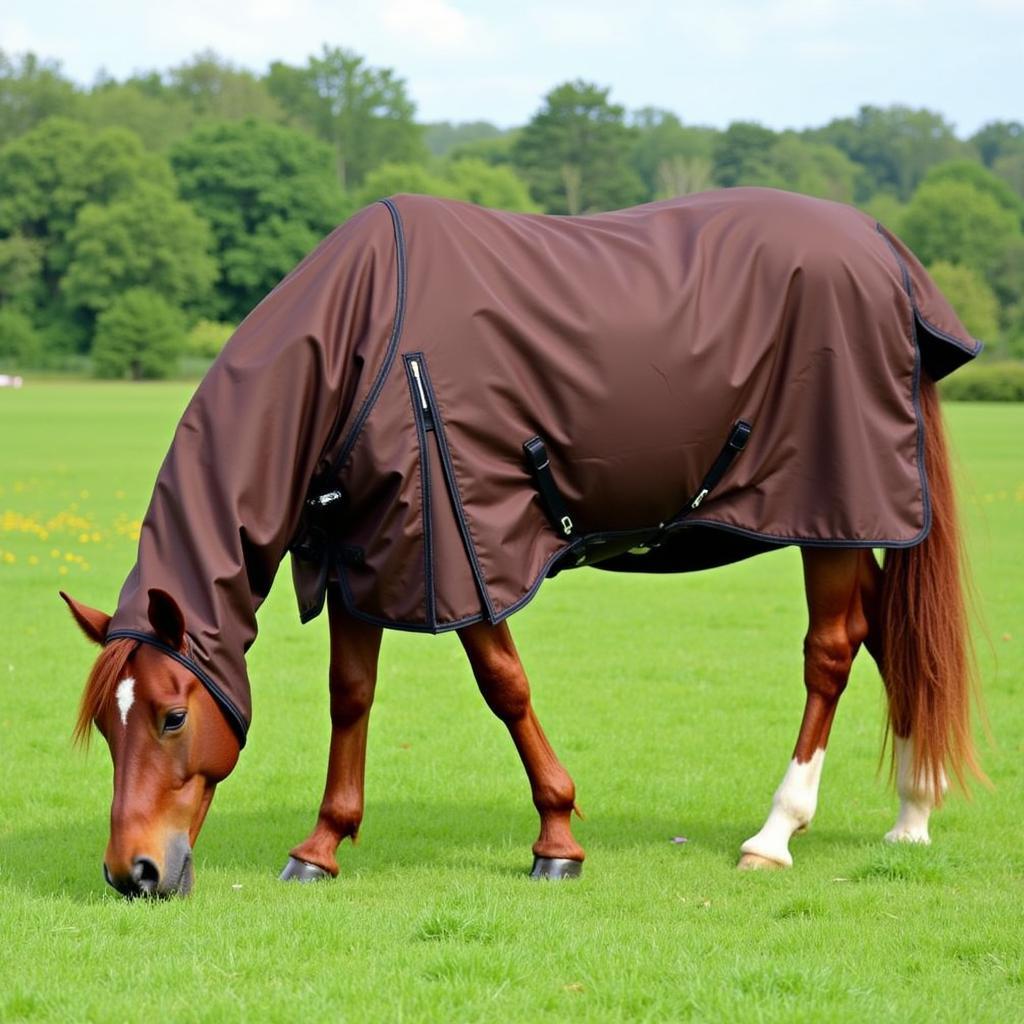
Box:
[116,677,136,727]
[740,749,826,867]
[885,735,946,844]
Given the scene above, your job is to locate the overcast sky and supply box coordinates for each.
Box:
[4,0,1022,136]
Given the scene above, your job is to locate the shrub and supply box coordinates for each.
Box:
[185,319,235,360]
[927,261,1000,342]
[92,288,185,380]
[939,361,1024,401]
[0,308,42,368]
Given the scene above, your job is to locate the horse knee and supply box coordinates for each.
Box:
[804,629,853,700]
[328,666,375,726]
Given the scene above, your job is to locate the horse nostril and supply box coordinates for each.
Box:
[131,856,161,894]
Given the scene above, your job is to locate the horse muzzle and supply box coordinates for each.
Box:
[104,833,194,899]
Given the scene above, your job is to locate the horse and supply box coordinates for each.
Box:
[63,188,984,897]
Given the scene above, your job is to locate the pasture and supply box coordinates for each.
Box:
[1,381,1021,1022]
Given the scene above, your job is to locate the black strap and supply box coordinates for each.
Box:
[105,629,248,748]
[684,420,752,511]
[290,488,347,562]
[523,436,576,538]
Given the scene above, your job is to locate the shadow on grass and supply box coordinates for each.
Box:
[1,796,871,902]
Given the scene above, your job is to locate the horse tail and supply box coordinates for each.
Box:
[878,376,984,801]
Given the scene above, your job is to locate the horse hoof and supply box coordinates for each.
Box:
[279,856,331,883]
[530,856,583,880]
[737,852,788,871]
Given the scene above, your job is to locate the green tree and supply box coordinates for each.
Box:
[168,51,284,122]
[170,119,346,321]
[712,121,777,188]
[0,234,43,311]
[756,135,860,203]
[512,80,644,214]
[990,236,1024,331]
[92,287,185,379]
[81,79,193,151]
[0,51,79,145]
[919,161,1024,227]
[423,121,504,157]
[993,153,1024,200]
[185,319,235,360]
[354,159,538,213]
[0,119,175,279]
[809,105,967,200]
[900,180,1020,283]
[630,109,715,199]
[63,183,216,318]
[444,159,539,211]
[0,118,182,355]
[449,131,518,167]
[266,47,425,189]
[926,262,1000,342]
[354,162,454,207]
[0,307,42,367]
[859,193,906,235]
[969,120,1024,168]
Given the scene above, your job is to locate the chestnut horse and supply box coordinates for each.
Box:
[64,378,980,897]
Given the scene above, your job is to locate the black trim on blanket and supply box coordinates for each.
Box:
[333,532,578,635]
[104,629,248,748]
[875,222,984,367]
[324,198,409,479]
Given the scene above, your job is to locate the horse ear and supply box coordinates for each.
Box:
[60,591,111,646]
[147,588,186,650]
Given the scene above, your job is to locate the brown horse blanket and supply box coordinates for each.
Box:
[107,188,980,744]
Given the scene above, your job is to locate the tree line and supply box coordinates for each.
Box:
[1,47,1022,379]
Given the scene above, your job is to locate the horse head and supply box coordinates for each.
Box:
[62,588,240,897]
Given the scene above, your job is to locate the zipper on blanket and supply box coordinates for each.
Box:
[409,358,434,431]
[403,353,494,620]
[404,356,435,627]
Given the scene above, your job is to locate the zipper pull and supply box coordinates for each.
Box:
[409,359,434,430]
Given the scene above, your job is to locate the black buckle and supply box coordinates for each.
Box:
[291,489,347,561]
[523,436,576,538]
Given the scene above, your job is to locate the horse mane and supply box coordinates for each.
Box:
[73,638,139,747]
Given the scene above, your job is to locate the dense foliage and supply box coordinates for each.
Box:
[1,47,1022,380]
[91,288,186,380]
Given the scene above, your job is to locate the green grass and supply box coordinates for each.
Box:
[1,383,1022,1022]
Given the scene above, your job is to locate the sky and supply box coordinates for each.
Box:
[3,0,1023,136]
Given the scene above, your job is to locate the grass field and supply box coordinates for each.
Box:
[1,382,1022,1023]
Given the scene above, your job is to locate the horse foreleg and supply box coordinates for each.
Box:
[739,548,871,869]
[458,620,584,878]
[281,589,382,881]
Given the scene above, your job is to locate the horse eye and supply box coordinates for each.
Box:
[163,710,187,733]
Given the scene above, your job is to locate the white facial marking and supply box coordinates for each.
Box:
[741,748,827,867]
[116,677,136,728]
[885,735,946,844]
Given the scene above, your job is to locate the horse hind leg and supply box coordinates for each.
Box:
[885,735,947,844]
[458,620,584,879]
[739,548,872,870]
[282,590,382,881]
